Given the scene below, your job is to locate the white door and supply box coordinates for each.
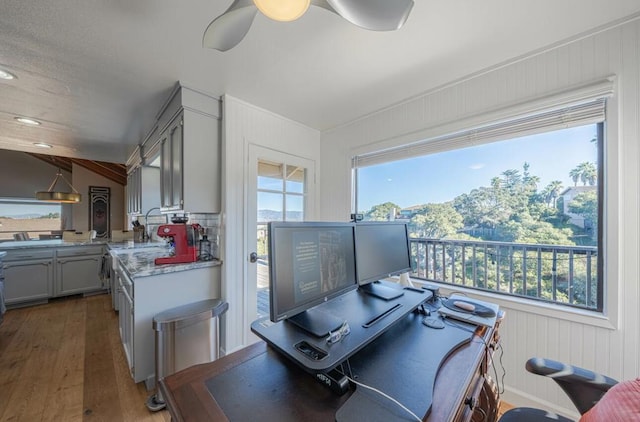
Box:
[246,145,315,327]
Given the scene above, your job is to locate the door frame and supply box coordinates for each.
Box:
[245,144,316,344]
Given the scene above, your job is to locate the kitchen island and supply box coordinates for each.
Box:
[0,239,110,307]
[109,244,222,388]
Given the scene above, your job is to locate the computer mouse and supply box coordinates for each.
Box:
[422,317,445,329]
[453,300,475,312]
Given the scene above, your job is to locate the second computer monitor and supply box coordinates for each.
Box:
[355,222,412,299]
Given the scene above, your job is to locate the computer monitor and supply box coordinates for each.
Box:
[268,221,358,337]
[354,222,412,300]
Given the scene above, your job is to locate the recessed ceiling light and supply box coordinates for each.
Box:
[33,142,53,149]
[0,69,17,80]
[15,117,41,126]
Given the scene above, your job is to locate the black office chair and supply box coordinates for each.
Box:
[499,357,618,422]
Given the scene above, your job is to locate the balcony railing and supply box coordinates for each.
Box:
[409,237,600,311]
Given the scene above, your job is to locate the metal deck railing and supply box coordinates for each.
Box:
[409,237,599,310]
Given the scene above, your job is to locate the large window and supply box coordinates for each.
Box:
[353,89,609,312]
[0,199,63,240]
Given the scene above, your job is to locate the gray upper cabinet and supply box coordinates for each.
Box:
[139,83,221,215]
[127,165,161,216]
[160,113,184,212]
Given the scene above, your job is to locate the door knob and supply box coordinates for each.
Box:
[249,252,258,263]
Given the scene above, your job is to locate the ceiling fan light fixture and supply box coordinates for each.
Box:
[35,168,81,204]
[0,68,17,80]
[253,0,310,22]
[15,116,41,126]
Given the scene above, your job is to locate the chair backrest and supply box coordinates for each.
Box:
[110,230,134,241]
[62,231,94,242]
[13,232,29,241]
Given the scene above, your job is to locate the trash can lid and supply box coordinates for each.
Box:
[153,299,229,331]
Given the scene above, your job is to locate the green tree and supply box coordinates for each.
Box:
[570,162,597,186]
[364,202,401,221]
[410,203,463,238]
[541,180,563,207]
[568,190,598,235]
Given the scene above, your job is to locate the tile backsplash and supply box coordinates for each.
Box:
[138,212,220,259]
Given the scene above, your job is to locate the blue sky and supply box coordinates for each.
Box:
[357,124,598,212]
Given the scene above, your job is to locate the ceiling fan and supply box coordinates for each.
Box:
[203,0,414,51]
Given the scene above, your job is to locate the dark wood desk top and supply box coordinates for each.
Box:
[160,317,496,422]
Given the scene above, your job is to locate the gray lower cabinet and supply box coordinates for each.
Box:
[56,247,103,296]
[3,250,54,305]
[2,245,105,306]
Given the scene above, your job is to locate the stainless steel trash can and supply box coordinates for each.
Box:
[146,298,229,411]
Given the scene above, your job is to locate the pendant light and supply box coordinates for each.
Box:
[253,0,310,22]
[35,168,81,203]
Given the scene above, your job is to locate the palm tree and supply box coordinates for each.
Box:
[569,168,581,186]
[569,162,597,186]
[543,180,563,207]
[577,162,597,186]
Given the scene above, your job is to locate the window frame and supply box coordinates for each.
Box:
[349,78,618,327]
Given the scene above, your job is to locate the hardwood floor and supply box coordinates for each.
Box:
[1,293,516,421]
[0,294,170,422]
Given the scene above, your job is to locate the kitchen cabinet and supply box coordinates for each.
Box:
[1,244,107,307]
[112,252,220,387]
[116,267,134,373]
[55,246,104,296]
[3,249,54,305]
[160,113,184,212]
[146,83,220,214]
[127,166,141,214]
[127,165,161,216]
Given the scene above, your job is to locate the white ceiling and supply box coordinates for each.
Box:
[1,0,639,164]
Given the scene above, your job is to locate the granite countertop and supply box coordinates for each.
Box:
[0,239,108,250]
[113,247,221,279]
[107,240,167,251]
[0,239,169,250]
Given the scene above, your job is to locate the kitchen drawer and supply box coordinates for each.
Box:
[57,246,104,257]
[5,249,55,261]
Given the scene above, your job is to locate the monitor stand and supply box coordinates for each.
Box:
[360,281,405,301]
[287,309,345,338]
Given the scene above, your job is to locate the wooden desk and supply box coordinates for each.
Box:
[160,313,501,422]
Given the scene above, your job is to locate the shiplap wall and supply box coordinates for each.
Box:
[221,95,321,354]
[320,15,640,417]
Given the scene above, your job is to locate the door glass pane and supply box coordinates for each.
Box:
[256,158,308,319]
[258,161,284,191]
[258,192,283,223]
[285,195,304,221]
[285,165,305,194]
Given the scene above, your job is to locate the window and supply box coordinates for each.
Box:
[0,199,63,240]
[352,83,611,312]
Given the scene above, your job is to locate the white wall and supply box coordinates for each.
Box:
[320,15,640,418]
[0,150,74,228]
[71,163,126,233]
[0,150,72,198]
[221,95,321,354]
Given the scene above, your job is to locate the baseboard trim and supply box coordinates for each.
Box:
[501,385,580,420]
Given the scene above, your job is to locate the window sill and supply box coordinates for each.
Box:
[409,279,617,331]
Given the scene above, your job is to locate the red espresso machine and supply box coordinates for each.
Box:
[154,223,201,265]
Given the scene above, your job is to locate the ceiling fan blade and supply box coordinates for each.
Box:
[203,0,258,51]
[320,0,414,31]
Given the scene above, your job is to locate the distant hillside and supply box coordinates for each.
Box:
[258,210,303,222]
[0,214,43,219]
